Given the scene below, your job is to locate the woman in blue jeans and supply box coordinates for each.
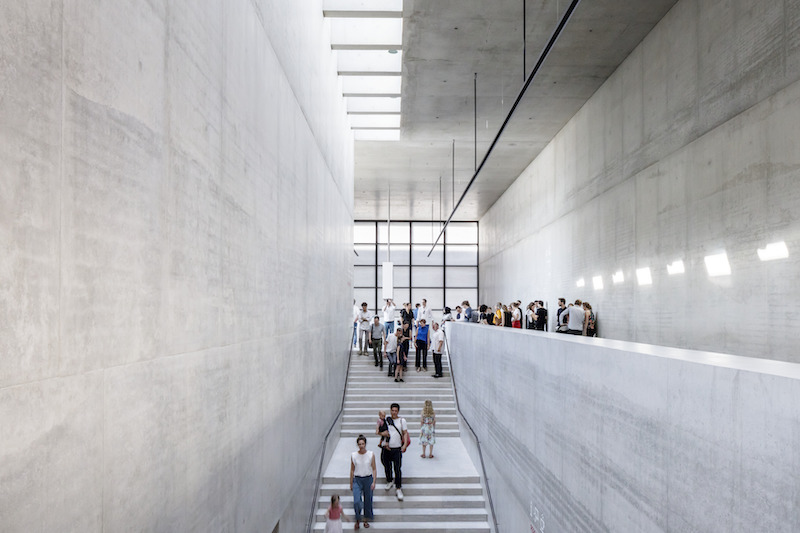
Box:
[349,434,377,529]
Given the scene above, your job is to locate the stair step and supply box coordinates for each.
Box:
[317,494,486,509]
[315,507,487,522]
[322,476,480,484]
[312,521,491,532]
[320,483,483,496]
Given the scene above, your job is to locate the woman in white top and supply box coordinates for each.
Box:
[349,434,377,529]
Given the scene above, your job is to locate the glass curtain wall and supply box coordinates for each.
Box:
[353,221,479,322]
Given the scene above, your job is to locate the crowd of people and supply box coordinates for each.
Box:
[354,296,598,353]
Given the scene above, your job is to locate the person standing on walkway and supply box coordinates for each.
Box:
[369,316,385,369]
[430,322,445,378]
[349,434,376,529]
[414,319,430,372]
[419,399,436,459]
[379,403,408,501]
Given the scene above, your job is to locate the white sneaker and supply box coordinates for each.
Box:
[385,481,394,491]
[396,488,404,501]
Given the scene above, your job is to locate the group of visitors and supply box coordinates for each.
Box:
[554,298,597,336]
[325,400,437,531]
[354,299,447,380]
[439,298,597,337]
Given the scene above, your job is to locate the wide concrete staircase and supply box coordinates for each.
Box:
[313,350,492,532]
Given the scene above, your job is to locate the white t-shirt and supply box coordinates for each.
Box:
[358,309,372,331]
[385,417,407,448]
[431,329,445,353]
[382,303,396,322]
[351,450,374,477]
[385,334,398,353]
[567,306,585,331]
[512,307,521,321]
[420,305,433,325]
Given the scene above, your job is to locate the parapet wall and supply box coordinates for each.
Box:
[445,322,800,532]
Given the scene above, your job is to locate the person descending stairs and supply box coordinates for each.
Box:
[313,345,492,532]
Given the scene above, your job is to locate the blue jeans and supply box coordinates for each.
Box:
[352,475,374,522]
[384,321,395,335]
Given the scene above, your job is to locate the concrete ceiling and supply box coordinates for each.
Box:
[352,0,679,221]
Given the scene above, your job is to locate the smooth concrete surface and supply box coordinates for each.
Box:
[1,1,352,531]
[479,0,800,362]
[445,322,800,532]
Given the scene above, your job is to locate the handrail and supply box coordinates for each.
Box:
[442,325,501,532]
[305,324,357,533]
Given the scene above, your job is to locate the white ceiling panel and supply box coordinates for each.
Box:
[346,97,401,113]
[324,0,402,11]
[354,129,401,141]
[349,114,401,128]
[337,50,402,73]
[330,18,402,46]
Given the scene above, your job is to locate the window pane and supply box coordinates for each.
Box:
[353,289,377,314]
[411,222,442,244]
[411,289,443,318]
[391,288,411,307]
[354,266,376,287]
[378,244,409,265]
[378,265,409,287]
[445,289,478,310]
[354,222,375,243]
[445,222,478,244]
[445,244,478,266]
[378,223,410,244]
[354,244,376,266]
[445,266,477,287]
[411,266,443,287]
[411,244,443,266]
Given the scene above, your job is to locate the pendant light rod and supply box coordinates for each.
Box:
[427,0,581,257]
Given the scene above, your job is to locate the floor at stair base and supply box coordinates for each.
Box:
[323,437,479,481]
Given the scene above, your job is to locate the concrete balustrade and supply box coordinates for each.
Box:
[445,322,800,532]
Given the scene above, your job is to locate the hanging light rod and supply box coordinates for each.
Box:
[427,0,582,256]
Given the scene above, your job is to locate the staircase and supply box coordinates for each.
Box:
[313,350,492,532]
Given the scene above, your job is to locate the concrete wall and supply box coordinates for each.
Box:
[479,0,800,362]
[0,1,353,531]
[445,323,800,533]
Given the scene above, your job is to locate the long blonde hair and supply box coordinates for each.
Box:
[422,399,435,418]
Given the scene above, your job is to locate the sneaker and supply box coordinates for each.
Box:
[396,488,404,501]
[394,378,399,382]
[423,367,428,371]
[385,481,394,491]
[399,378,404,382]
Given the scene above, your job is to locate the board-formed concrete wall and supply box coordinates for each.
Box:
[445,323,800,533]
[0,1,353,531]
[479,0,800,362]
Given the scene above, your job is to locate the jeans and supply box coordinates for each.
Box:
[387,351,397,376]
[384,321,395,335]
[352,475,374,522]
[415,340,428,369]
[433,352,443,376]
[358,329,370,352]
[371,339,383,366]
[384,448,402,488]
